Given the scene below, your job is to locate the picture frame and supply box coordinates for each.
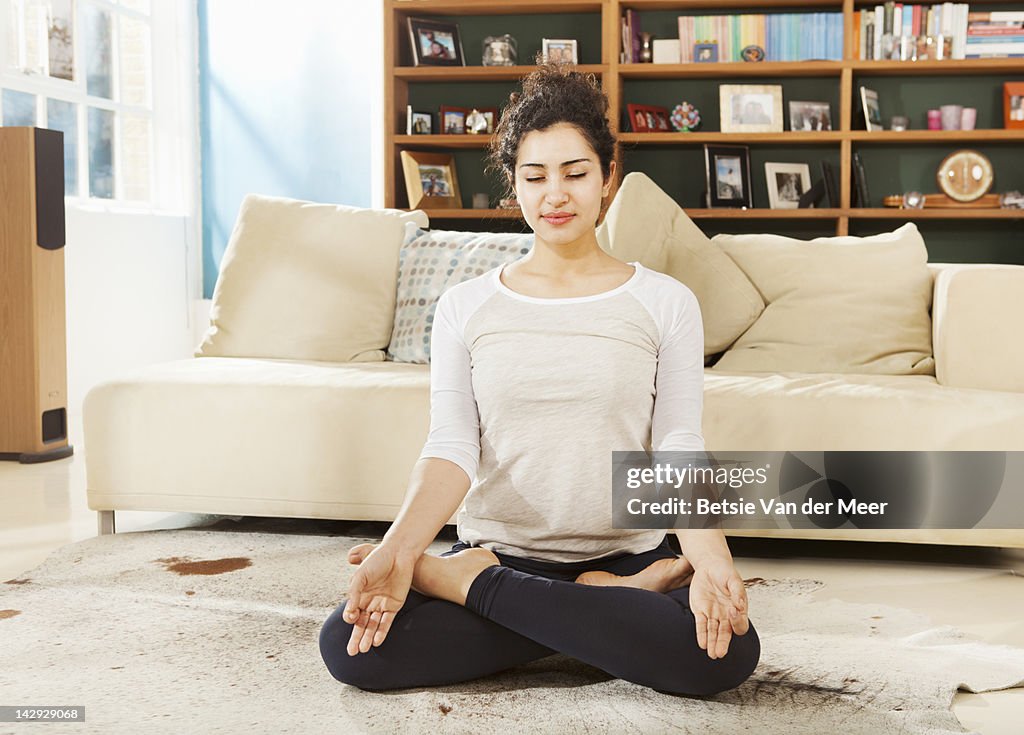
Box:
[440,105,469,134]
[720,84,783,133]
[400,150,462,209]
[627,103,671,133]
[859,86,882,131]
[788,100,832,131]
[852,151,870,208]
[820,160,838,208]
[704,144,752,208]
[542,38,578,64]
[406,106,433,135]
[765,162,812,209]
[1005,82,1024,130]
[408,17,466,67]
[694,42,718,63]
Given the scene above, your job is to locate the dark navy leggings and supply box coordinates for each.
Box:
[319,536,760,696]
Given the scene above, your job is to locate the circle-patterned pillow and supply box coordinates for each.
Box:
[387,224,534,363]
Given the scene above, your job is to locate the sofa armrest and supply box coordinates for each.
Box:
[931,263,1024,392]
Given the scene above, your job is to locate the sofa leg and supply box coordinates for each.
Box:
[97,510,116,536]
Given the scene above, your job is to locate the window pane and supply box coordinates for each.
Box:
[84,4,113,99]
[119,16,150,107]
[119,113,150,200]
[15,0,48,73]
[47,0,74,80]
[120,0,151,13]
[2,89,37,126]
[88,106,114,198]
[47,99,78,195]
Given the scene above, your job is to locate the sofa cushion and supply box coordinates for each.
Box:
[596,171,766,355]
[83,357,434,518]
[388,226,533,363]
[711,222,934,376]
[195,194,428,363]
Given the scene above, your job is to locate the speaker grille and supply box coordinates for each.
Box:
[34,127,66,251]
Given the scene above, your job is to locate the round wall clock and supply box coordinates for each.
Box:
[936,149,994,202]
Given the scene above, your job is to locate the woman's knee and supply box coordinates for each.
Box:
[650,618,761,696]
[318,603,394,691]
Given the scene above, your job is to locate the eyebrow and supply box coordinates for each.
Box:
[518,158,591,169]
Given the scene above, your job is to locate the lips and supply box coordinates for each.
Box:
[543,214,575,224]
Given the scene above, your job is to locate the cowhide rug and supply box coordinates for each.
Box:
[2,518,1023,734]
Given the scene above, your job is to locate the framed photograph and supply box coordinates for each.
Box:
[765,162,812,209]
[542,39,578,64]
[407,17,466,67]
[820,160,838,208]
[694,42,718,63]
[400,150,461,209]
[788,100,832,131]
[859,86,882,131]
[1005,82,1024,130]
[720,84,783,133]
[704,144,752,208]
[439,105,469,134]
[406,107,433,135]
[852,151,870,208]
[627,103,671,133]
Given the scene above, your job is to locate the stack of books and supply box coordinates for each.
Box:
[856,3,970,60]
[965,10,1024,58]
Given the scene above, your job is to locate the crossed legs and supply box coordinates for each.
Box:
[319,541,760,695]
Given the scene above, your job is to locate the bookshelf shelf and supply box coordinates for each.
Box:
[394,64,607,81]
[618,61,845,78]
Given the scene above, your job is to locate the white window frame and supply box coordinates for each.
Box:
[0,0,197,216]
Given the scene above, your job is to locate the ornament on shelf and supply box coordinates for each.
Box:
[671,102,701,132]
[740,45,765,62]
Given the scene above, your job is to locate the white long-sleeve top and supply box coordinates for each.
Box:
[418,260,706,562]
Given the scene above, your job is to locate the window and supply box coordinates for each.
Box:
[1,0,156,204]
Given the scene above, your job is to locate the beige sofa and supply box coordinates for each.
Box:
[83,184,1024,547]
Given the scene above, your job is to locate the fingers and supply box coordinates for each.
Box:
[730,606,750,636]
[705,613,719,659]
[714,618,733,659]
[342,574,365,623]
[694,610,708,652]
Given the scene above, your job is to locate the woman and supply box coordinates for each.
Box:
[319,61,760,696]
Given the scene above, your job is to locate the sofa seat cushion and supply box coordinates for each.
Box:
[704,369,1024,451]
[83,358,432,519]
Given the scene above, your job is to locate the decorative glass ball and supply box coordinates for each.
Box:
[671,102,701,132]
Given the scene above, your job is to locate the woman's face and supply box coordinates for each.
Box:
[511,122,613,245]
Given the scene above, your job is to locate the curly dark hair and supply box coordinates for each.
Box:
[484,53,617,205]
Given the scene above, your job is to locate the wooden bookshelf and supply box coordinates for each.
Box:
[384,0,1024,239]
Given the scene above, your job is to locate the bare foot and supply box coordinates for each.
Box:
[575,556,695,593]
[411,547,501,606]
[347,543,377,565]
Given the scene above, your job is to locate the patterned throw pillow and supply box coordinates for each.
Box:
[387,225,534,363]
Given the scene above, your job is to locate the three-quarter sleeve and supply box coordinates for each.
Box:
[416,291,481,483]
[651,287,706,453]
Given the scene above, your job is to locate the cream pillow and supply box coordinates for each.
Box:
[596,172,765,355]
[712,222,935,375]
[195,194,428,362]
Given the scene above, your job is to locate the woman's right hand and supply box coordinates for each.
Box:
[342,542,416,656]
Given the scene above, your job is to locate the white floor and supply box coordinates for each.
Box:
[2,445,1023,734]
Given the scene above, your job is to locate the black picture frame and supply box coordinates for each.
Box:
[820,160,837,207]
[704,144,752,208]
[407,17,466,67]
[852,152,870,208]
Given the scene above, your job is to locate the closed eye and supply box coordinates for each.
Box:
[525,173,587,182]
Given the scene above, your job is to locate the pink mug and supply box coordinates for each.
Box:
[927,109,942,130]
[960,107,977,130]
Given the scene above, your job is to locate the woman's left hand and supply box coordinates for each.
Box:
[688,557,749,659]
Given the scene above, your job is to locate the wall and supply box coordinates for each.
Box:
[198,0,384,298]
